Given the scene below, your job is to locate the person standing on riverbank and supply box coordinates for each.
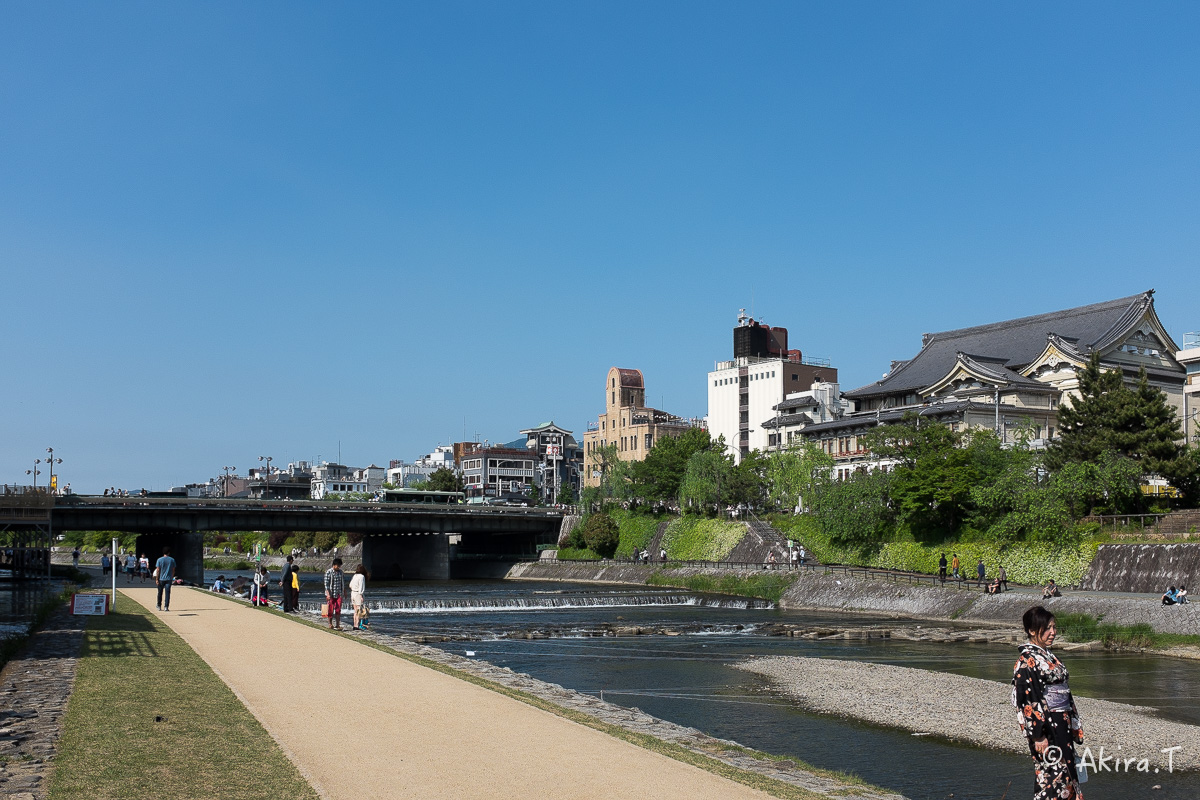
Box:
[1012,605,1084,800]
[155,547,177,612]
[279,555,295,612]
[951,553,960,579]
[324,558,345,631]
[976,559,986,589]
[350,564,368,630]
[938,553,947,584]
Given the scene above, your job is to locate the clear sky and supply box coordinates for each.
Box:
[3,3,1199,492]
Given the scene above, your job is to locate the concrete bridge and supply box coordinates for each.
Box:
[0,495,564,584]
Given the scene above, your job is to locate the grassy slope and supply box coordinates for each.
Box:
[48,593,319,800]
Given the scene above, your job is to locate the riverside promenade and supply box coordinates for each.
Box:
[121,588,777,800]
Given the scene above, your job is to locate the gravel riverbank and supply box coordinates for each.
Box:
[737,655,1200,772]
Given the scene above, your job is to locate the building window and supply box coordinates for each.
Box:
[792,373,798,381]
[645,433,653,449]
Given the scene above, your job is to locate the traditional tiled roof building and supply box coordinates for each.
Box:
[802,291,1185,478]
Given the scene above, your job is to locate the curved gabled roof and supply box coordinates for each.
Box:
[846,291,1165,399]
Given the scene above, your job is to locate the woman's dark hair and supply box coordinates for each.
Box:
[1023,605,1056,636]
[354,564,368,577]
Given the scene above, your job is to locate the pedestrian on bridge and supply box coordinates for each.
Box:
[324,558,345,631]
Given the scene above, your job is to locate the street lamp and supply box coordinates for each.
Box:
[45,448,62,494]
[222,466,236,498]
[259,456,273,500]
[26,460,41,491]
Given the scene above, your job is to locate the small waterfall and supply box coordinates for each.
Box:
[314,593,775,614]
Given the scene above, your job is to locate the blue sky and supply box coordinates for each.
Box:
[3,3,1199,491]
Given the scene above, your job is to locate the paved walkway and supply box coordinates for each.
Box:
[122,588,775,800]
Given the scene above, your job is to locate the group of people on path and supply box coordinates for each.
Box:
[99,551,154,582]
[938,553,1008,592]
[209,556,370,630]
[321,558,369,631]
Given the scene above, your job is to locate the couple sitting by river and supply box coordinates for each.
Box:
[1162,585,1190,605]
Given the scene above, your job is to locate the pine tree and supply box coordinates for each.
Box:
[1045,353,1127,469]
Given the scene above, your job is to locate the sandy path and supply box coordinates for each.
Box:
[123,588,778,800]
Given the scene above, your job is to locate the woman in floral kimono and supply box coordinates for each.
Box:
[1012,606,1084,800]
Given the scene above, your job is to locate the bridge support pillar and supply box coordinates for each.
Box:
[135,532,204,587]
[363,534,449,580]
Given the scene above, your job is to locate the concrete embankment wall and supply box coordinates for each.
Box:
[960,590,1200,635]
[1079,543,1200,593]
[509,561,1200,634]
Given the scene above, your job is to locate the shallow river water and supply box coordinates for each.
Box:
[249,574,1200,800]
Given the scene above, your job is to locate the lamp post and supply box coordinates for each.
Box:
[45,448,62,494]
[259,456,273,500]
[26,460,41,491]
[222,466,236,498]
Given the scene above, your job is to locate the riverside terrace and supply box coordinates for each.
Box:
[0,495,564,584]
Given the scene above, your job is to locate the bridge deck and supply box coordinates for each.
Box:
[121,588,773,800]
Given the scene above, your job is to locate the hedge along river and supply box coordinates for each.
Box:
[285,578,1200,800]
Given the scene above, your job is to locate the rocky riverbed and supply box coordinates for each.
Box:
[737,655,1200,772]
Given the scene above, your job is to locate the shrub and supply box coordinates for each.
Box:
[312,531,338,552]
[607,509,662,559]
[556,547,602,560]
[580,513,620,558]
[268,531,289,551]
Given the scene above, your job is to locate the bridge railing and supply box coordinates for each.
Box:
[22,495,563,516]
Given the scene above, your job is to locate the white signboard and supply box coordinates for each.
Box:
[546,445,561,458]
[72,593,109,616]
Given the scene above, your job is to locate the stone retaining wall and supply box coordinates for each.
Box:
[1080,543,1200,593]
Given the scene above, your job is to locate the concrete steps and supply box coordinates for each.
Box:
[1155,510,1200,536]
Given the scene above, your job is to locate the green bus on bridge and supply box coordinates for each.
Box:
[381,489,466,505]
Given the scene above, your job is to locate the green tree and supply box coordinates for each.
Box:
[427,467,463,494]
[764,442,835,512]
[585,443,635,507]
[678,447,736,512]
[631,427,713,502]
[810,469,894,548]
[557,484,578,505]
[580,512,620,558]
[313,531,338,551]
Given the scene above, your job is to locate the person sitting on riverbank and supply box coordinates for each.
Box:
[765,551,777,569]
[1162,586,1179,606]
[1179,585,1190,604]
[987,577,1001,595]
[1042,580,1062,599]
[211,575,228,593]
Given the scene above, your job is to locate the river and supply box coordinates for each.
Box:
[215,571,1200,799]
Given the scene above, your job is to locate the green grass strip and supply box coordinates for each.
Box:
[200,590,873,799]
[1056,612,1200,649]
[47,592,319,800]
[647,570,799,603]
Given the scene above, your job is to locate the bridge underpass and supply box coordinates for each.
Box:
[0,496,564,585]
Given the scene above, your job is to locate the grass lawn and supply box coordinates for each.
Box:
[47,591,318,800]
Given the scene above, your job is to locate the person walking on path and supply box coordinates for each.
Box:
[71,548,80,569]
[279,555,296,612]
[349,564,368,630]
[124,553,137,582]
[100,553,110,576]
[951,553,960,580]
[139,553,150,583]
[939,553,947,584]
[998,565,1008,593]
[291,565,301,611]
[790,547,799,569]
[154,547,177,612]
[1012,605,1084,800]
[324,558,345,631]
[976,559,986,589]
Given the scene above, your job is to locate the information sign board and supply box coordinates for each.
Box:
[71,593,109,616]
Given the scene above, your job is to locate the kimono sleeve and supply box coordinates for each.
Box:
[1013,658,1050,742]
